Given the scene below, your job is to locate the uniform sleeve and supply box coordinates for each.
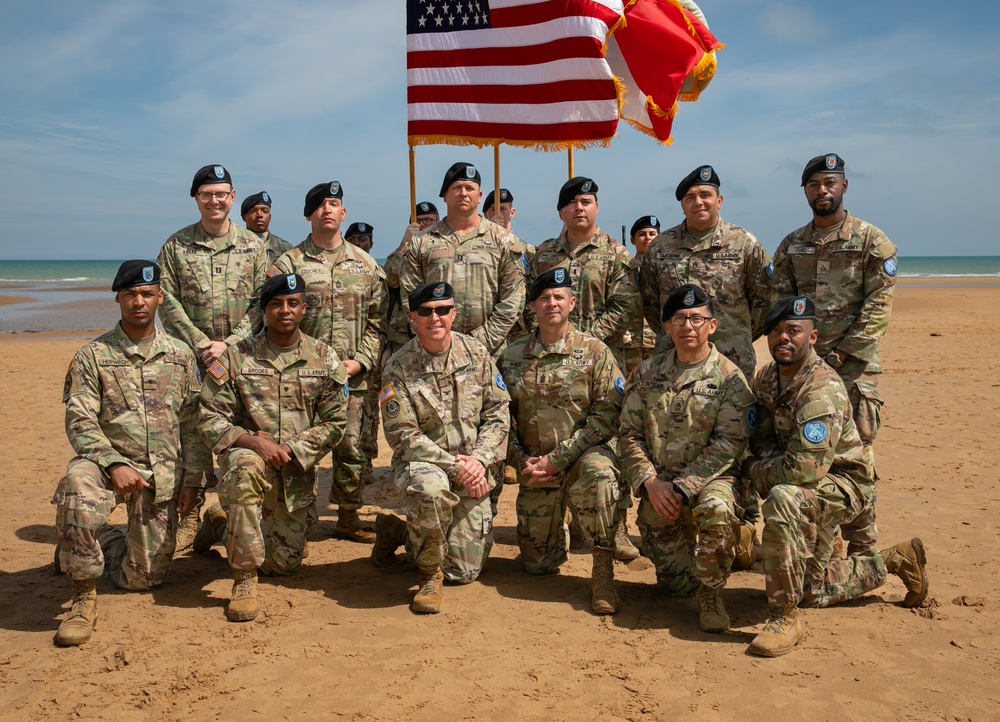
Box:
[770,236,797,298]
[618,369,659,495]
[179,352,213,487]
[224,245,266,347]
[398,238,421,315]
[284,361,349,472]
[638,249,664,336]
[157,242,211,350]
[671,375,753,501]
[496,351,531,472]
[355,266,389,372]
[590,248,640,343]
[63,349,132,470]
[836,230,897,363]
[380,367,460,475]
[476,241,525,353]
[745,238,776,340]
[470,355,511,470]
[197,351,252,455]
[548,348,623,472]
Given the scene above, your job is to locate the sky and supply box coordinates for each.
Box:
[0,0,997,261]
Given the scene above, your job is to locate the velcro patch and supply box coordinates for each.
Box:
[379,384,396,404]
[207,359,227,381]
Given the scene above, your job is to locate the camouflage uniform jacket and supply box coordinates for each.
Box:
[383,244,412,352]
[619,345,755,502]
[379,332,510,485]
[499,325,624,473]
[62,324,211,503]
[398,218,526,355]
[271,237,388,391]
[772,212,897,372]
[262,231,293,266]
[198,331,349,512]
[639,218,774,378]
[528,229,638,348]
[158,221,267,351]
[625,254,657,352]
[746,349,872,502]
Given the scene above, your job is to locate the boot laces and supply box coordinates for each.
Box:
[236,572,255,596]
[762,608,789,633]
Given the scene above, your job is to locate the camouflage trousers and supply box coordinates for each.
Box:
[838,366,883,553]
[52,458,176,590]
[395,461,494,583]
[761,478,886,608]
[218,448,317,574]
[636,477,737,596]
[515,444,620,575]
[327,391,367,510]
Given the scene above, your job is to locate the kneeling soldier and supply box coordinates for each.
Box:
[52,261,211,646]
[619,284,755,632]
[198,273,348,622]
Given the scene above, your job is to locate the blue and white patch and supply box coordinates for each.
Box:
[359,223,368,233]
[649,215,657,226]
[433,283,446,298]
[746,407,758,430]
[581,180,593,193]
[343,381,350,397]
[495,372,507,391]
[213,165,225,179]
[683,289,696,306]
[520,253,530,272]
[142,265,155,283]
[793,298,807,316]
[419,202,430,213]
[883,257,897,277]
[465,164,477,178]
[699,166,713,181]
[554,268,566,283]
[262,191,270,204]
[803,419,827,444]
[765,262,774,279]
[825,154,838,170]
[614,376,626,395]
[287,274,297,290]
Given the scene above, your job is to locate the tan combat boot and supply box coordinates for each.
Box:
[591,548,621,614]
[613,521,640,562]
[54,579,97,646]
[412,567,444,614]
[335,508,376,543]
[732,520,756,570]
[192,503,228,553]
[880,537,928,607]
[371,512,408,568]
[697,583,730,633]
[174,510,199,555]
[227,568,258,622]
[748,604,805,657]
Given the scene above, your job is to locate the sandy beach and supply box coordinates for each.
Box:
[1,281,998,721]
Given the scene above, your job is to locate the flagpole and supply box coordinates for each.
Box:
[567,147,575,178]
[409,145,417,223]
[493,143,501,221]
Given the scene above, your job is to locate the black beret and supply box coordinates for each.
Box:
[801,153,845,186]
[762,296,818,334]
[303,181,343,217]
[630,215,660,238]
[527,267,574,303]
[345,222,373,238]
[483,188,513,213]
[661,283,711,322]
[409,281,453,309]
[240,191,271,217]
[440,162,481,196]
[557,176,598,210]
[675,165,720,201]
[190,164,232,197]
[112,260,160,291]
[260,273,306,309]
[415,201,439,217]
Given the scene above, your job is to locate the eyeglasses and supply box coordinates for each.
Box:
[668,314,713,328]
[414,305,454,317]
[196,191,232,202]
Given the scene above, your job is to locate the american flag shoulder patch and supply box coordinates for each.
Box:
[207,359,227,381]
[378,384,396,404]
[266,265,281,278]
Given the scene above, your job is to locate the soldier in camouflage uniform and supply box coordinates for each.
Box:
[623,215,660,375]
[198,273,349,622]
[345,221,382,479]
[743,296,927,657]
[372,282,510,614]
[241,191,292,265]
[483,187,535,345]
[499,269,626,614]
[52,261,211,646]
[619,284,755,633]
[528,176,641,561]
[271,184,388,542]
[384,202,440,359]
[772,153,898,554]
[638,165,775,565]
[158,164,268,550]
[398,163,526,358]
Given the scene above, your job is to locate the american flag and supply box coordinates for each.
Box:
[406,0,625,149]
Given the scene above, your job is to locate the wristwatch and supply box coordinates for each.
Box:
[825,351,844,369]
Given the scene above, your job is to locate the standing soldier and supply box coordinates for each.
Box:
[271,183,388,542]
[198,273,349,622]
[529,176,641,561]
[241,191,292,265]
[499,269,626,614]
[623,215,660,375]
[52,261,211,646]
[772,153,898,554]
[384,202,440,358]
[158,164,267,551]
[743,296,925,657]
[372,282,510,614]
[398,163,525,358]
[619,285,755,633]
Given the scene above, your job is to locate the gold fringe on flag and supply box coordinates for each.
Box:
[407,135,615,153]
